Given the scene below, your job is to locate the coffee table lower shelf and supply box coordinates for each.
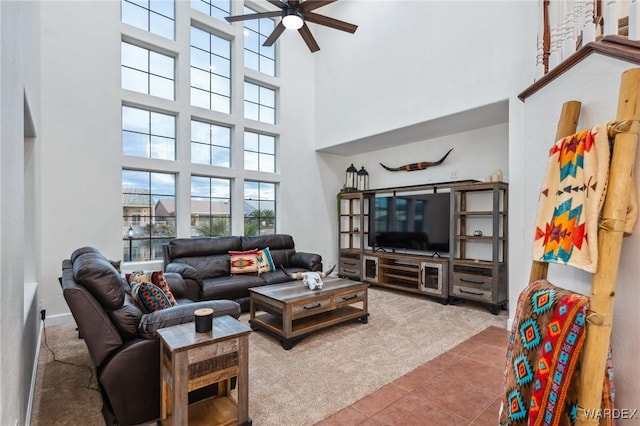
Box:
[250,306,369,350]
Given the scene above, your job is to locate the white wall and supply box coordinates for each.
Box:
[314,0,538,149]
[0,1,41,424]
[513,55,640,417]
[348,123,509,190]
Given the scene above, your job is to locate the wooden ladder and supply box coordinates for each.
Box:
[528,68,640,425]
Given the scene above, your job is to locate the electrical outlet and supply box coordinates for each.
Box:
[450,170,458,178]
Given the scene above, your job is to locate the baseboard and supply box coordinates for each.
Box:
[44,312,75,327]
[26,319,44,426]
[507,317,514,330]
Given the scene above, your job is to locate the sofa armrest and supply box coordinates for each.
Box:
[137,299,241,339]
[290,252,322,271]
[164,272,186,299]
[165,262,200,279]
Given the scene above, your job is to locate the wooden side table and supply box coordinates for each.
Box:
[157,315,252,426]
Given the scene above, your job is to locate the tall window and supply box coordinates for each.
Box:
[191,176,231,237]
[122,106,175,160]
[190,26,231,113]
[244,131,275,172]
[191,119,231,167]
[244,181,275,236]
[244,81,275,124]
[121,0,175,39]
[191,0,230,21]
[121,42,175,100]
[122,170,176,261]
[243,7,275,76]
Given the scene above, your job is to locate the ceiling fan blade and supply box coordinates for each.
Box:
[263,22,286,47]
[300,0,337,12]
[225,10,282,23]
[266,0,287,9]
[298,23,320,52]
[304,11,358,33]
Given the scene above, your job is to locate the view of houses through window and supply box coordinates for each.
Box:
[121,0,279,261]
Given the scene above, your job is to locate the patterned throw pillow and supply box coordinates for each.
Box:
[151,270,177,306]
[229,249,259,274]
[256,247,276,275]
[132,282,172,313]
[127,271,152,289]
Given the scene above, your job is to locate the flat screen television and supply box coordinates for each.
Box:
[368,192,451,254]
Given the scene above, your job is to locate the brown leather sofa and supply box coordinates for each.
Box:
[163,234,323,311]
[60,246,241,425]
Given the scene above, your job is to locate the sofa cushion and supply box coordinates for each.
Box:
[167,236,242,258]
[174,255,229,279]
[241,234,295,251]
[72,252,125,311]
[269,248,295,270]
[229,249,259,274]
[201,275,265,301]
[258,268,298,285]
[256,247,275,274]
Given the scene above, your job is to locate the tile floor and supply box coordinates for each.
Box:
[315,325,510,426]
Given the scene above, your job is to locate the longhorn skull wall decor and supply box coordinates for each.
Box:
[380,148,454,172]
[281,264,336,290]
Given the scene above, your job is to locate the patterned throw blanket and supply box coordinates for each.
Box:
[499,280,615,426]
[532,122,638,273]
[532,125,610,273]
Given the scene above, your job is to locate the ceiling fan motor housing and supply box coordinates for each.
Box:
[282,7,304,29]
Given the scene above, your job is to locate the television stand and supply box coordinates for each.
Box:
[361,251,449,303]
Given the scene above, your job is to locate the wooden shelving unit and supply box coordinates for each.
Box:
[338,192,371,280]
[449,181,508,314]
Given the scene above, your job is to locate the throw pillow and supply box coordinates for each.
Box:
[151,270,178,306]
[256,247,276,275]
[126,271,152,290]
[229,249,259,274]
[132,282,172,313]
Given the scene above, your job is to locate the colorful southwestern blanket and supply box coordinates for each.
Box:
[532,122,638,272]
[532,124,610,273]
[499,280,615,426]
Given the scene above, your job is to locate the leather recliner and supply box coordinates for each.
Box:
[60,246,241,425]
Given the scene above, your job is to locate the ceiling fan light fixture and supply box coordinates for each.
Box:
[282,7,304,30]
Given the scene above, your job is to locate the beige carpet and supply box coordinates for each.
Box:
[31,287,507,425]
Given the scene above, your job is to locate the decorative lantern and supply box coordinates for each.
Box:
[344,163,357,192]
[357,166,369,191]
[127,225,135,261]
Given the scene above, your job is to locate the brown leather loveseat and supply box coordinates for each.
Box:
[163,234,323,311]
[61,246,241,425]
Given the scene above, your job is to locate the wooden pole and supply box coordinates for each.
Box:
[529,100,582,284]
[576,68,640,425]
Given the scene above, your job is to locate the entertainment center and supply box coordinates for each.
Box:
[338,180,508,314]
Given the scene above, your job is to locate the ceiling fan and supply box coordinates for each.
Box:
[225,0,358,53]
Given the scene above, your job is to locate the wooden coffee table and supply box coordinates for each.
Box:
[249,277,369,349]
